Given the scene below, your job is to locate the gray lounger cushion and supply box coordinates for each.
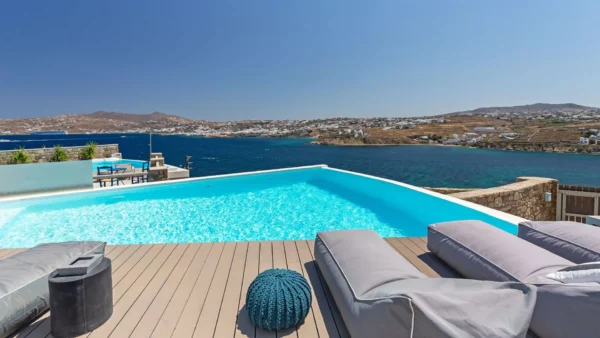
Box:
[315,230,537,338]
[428,220,600,338]
[0,241,106,338]
[519,221,600,263]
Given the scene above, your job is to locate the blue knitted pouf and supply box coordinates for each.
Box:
[246,268,312,331]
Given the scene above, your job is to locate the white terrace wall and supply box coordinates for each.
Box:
[449,177,558,221]
[0,160,93,195]
[0,144,119,165]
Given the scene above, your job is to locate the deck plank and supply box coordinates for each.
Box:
[87,244,177,338]
[113,245,153,282]
[213,242,249,338]
[386,238,439,277]
[171,242,225,338]
[110,244,166,304]
[401,237,427,255]
[150,243,213,338]
[234,242,260,338]
[283,241,317,338]
[306,240,350,338]
[103,245,129,264]
[256,242,276,338]
[0,248,26,259]
[272,241,298,338]
[396,238,459,278]
[109,244,190,337]
[408,237,429,252]
[0,249,14,259]
[109,244,142,274]
[193,242,238,338]
[129,243,202,338]
[297,240,340,338]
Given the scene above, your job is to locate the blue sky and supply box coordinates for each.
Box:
[1,1,599,120]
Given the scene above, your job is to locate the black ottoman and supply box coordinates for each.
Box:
[49,255,113,338]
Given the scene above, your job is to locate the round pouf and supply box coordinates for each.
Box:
[246,268,312,331]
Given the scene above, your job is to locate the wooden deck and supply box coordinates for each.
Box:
[5,237,456,338]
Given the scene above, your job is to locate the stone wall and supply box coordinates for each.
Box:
[0,144,119,164]
[449,177,558,221]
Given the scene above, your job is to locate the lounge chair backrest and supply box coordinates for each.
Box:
[519,221,600,263]
[428,220,573,284]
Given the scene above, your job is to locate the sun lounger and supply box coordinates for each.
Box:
[0,241,106,338]
[519,220,600,263]
[314,230,536,338]
[428,220,600,338]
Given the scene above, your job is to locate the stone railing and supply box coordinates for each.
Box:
[448,177,558,221]
[0,144,119,164]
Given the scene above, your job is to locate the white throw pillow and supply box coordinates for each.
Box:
[547,262,600,284]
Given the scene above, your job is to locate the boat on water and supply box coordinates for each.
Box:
[29,130,68,135]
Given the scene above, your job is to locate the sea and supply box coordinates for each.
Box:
[0,133,597,188]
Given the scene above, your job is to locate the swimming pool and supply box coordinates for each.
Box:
[0,165,522,248]
[92,158,146,171]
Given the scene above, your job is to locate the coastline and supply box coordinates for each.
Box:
[310,138,600,156]
[2,132,598,157]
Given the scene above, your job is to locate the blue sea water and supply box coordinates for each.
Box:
[0,167,516,247]
[0,133,597,188]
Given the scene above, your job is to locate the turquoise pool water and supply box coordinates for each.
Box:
[92,158,146,171]
[0,167,518,248]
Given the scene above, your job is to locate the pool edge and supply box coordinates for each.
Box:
[323,167,526,226]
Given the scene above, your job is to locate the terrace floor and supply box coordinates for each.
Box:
[4,237,457,338]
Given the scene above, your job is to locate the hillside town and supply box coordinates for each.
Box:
[2,104,600,151]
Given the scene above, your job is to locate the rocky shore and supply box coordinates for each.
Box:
[312,136,600,155]
[474,142,600,154]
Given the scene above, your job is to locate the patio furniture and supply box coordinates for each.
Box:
[132,162,149,184]
[0,241,106,338]
[428,220,600,338]
[97,166,114,187]
[114,164,133,181]
[96,166,124,187]
[142,161,149,172]
[246,269,311,331]
[519,221,600,263]
[49,255,112,338]
[114,164,133,173]
[314,230,537,338]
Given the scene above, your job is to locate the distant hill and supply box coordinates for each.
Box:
[85,111,192,122]
[443,103,599,116]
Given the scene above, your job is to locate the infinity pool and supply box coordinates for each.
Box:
[0,166,521,248]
